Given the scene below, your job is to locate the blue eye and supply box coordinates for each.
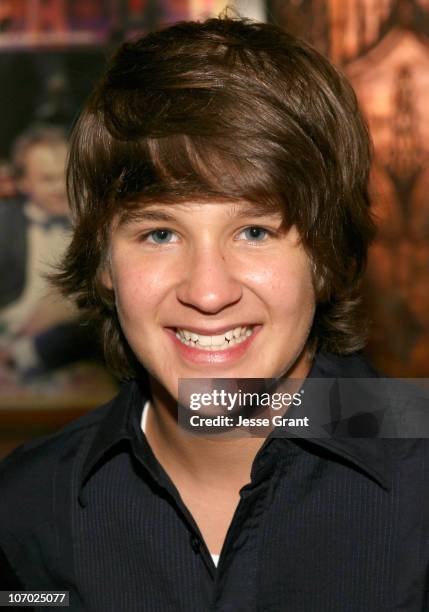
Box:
[239,226,270,241]
[146,229,177,244]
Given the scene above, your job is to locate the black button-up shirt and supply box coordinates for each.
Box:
[1,352,428,611]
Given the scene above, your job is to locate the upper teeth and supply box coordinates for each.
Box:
[175,326,253,350]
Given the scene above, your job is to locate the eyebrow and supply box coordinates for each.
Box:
[118,203,283,227]
[119,209,179,226]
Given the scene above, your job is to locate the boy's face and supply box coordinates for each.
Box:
[19,143,68,215]
[102,200,316,399]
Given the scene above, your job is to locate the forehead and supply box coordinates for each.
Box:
[25,143,67,170]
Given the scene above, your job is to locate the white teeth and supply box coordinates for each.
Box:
[211,335,226,346]
[198,335,212,347]
[175,326,254,350]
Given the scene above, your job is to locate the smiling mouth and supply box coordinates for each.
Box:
[174,326,255,351]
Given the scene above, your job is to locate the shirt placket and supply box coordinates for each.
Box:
[131,425,282,610]
[210,443,283,611]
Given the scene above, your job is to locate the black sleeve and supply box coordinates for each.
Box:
[0,545,24,588]
[33,320,102,370]
[0,548,32,611]
[0,199,27,309]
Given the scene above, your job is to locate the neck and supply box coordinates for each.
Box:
[145,349,313,490]
[145,378,260,490]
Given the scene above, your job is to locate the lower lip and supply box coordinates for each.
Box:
[165,326,262,365]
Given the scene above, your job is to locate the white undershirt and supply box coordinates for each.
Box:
[140,400,220,568]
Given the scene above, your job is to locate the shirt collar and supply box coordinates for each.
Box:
[79,380,146,504]
[24,201,70,230]
[301,351,392,489]
[24,202,51,223]
[78,352,392,504]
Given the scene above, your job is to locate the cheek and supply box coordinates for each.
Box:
[278,277,315,321]
[114,274,152,324]
[111,256,175,326]
[248,257,315,317]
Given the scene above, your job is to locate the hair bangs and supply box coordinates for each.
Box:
[112,132,285,218]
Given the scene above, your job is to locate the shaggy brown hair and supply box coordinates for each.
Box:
[55,16,375,380]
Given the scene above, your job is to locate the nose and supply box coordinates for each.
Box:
[175,245,243,314]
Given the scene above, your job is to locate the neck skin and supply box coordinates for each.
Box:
[144,347,313,492]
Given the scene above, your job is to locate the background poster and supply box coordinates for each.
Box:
[268,0,429,377]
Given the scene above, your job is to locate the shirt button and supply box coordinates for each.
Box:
[190,535,201,553]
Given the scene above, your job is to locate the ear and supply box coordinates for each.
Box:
[100,265,113,290]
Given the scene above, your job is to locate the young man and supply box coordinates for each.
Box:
[1,16,428,611]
